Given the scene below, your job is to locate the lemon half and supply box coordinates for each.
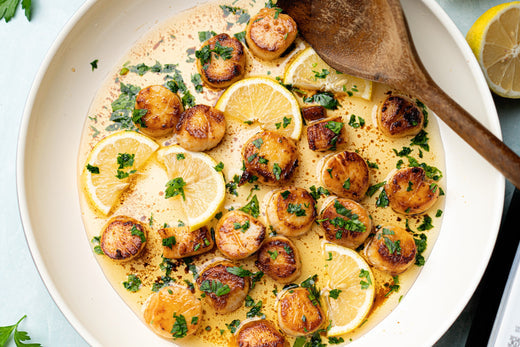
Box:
[467,2,520,98]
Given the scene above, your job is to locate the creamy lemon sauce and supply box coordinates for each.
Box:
[77,0,446,345]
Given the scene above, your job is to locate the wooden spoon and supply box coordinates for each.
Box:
[278,0,520,189]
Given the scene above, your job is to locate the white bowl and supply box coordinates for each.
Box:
[17,0,504,345]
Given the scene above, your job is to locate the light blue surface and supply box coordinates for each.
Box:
[1,1,517,346]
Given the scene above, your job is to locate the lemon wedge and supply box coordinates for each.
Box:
[466,2,520,98]
[284,47,373,100]
[157,145,225,230]
[82,131,159,215]
[215,77,303,140]
[322,243,375,336]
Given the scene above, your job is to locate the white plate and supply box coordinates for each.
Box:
[17,0,504,346]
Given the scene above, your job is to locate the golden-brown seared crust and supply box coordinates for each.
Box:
[306,117,346,151]
[143,285,202,339]
[320,151,369,201]
[176,104,226,151]
[277,287,325,336]
[320,198,372,249]
[240,131,299,186]
[301,106,326,123]
[158,226,213,259]
[256,236,301,284]
[135,85,183,137]
[246,8,298,60]
[377,95,424,138]
[197,33,245,89]
[196,260,250,313]
[232,319,288,347]
[385,167,440,215]
[100,215,147,261]
[364,225,417,275]
[215,210,266,259]
[266,187,316,237]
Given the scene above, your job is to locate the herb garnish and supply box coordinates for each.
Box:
[162,236,176,248]
[165,177,187,200]
[309,185,330,200]
[0,315,41,347]
[86,164,100,174]
[239,194,260,218]
[287,203,306,217]
[0,0,32,22]
[329,289,342,299]
[303,91,340,110]
[359,269,372,289]
[123,274,141,292]
[171,313,188,339]
[301,274,320,306]
[90,59,99,71]
[199,279,231,297]
[196,41,234,66]
[130,225,146,243]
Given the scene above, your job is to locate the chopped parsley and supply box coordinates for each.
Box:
[376,188,389,208]
[280,190,290,199]
[301,274,320,306]
[303,91,340,110]
[165,177,187,200]
[90,59,98,71]
[366,160,379,169]
[226,266,253,277]
[436,209,443,217]
[239,194,260,218]
[198,30,217,42]
[348,114,365,128]
[414,233,427,266]
[123,274,141,292]
[272,163,282,180]
[410,129,430,151]
[226,174,240,196]
[287,203,307,217]
[91,236,104,255]
[225,319,241,333]
[130,225,146,243]
[164,69,196,108]
[107,83,141,131]
[214,161,224,172]
[359,269,372,290]
[329,289,342,299]
[313,68,329,79]
[171,313,188,339]
[343,178,351,190]
[233,220,250,233]
[329,337,345,344]
[252,138,263,149]
[86,164,100,174]
[385,275,400,297]
[191,73,203,93]
[384,237,401,255]
[393,146,413,157]
[309,185,330,200]
[246,298,264,318]
[234,31,247,44]
[162,236,176,248]
[196,41,234,66]
[417,214,433,231]
[199,279,231,297]
[219,5,250,24]
[267,250,278,260]
[324,120,344,134]
[251,271,264,289]
[366,181,386,197]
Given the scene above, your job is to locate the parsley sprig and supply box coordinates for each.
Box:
[0,0,31,22]
[0,315,41,347]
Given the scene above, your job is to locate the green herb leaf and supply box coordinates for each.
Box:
[303,92,340,110]
[86,164,100,174]
[359,269,372,290]
[171,313,188,339]
[226,266,253,277]
[239,194,260,218]
[90,59,99,71]
[123,274,141,292]
[130,225,146,243]
[376,188,389,208]
[162,236,176,249]
[165,177,187,200]
[272,163,282,180]
[214,161,224,172]
[199,279,231,297]
[287,203,307,217]
[329,289,342,299]
[198,30,217,42]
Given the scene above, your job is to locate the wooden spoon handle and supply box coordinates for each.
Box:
[416,82,520,189]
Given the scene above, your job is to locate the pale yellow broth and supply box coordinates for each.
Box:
[77,0,446,345]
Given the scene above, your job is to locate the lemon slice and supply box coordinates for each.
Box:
[157,145,225,230]
[466,2,520,98]
[322,243,375,336]
[284,47,373,100]
[215,77,303,140]
[82,131,159,215]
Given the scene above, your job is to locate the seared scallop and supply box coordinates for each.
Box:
[215,210,266,259]
[134,85,183,137]
[158,225,213,259]
[320,151,369,201]
[231,319,288,347]
[240,131,298,186]
[364,225,417,275]
[143,285,202,339]
[196,260,250,313]
[100,215,147,261]
[256,236,302,284]
[319,198,371,249]
[385,167,440,215]
[246,7,298,60]
[266,187,316,237]
[306,117,346,151]
[377,95,424,138]
[176,104,226,152]
[196,33,246,89]
[277,287,325,336]
[301,105,327,123]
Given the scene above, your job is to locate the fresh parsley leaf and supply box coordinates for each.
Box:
[123,274,141,292]
[417,214,433,231]
[234,31,247,44]
[108,83,141,131]
[198,30,217,42]
[246,299,263,318]
[226,266,253,277]
[329,289,342,299]
[267,250,278,260]
[348,114,365,128]
[414,233,427,266]
[90,59,99,71]
[309,185,329,200]
[251,271,264,289]
[86,164,100,174]
[162,236,176,248]
[385,275,400,297]
[376,188,389,207]
[359,269,372,289]
[301,274,320,306]
[165,177,187,200]
[1,0,31,23]
[410,129,430,151]
[214,161,224,172]
[329,337,345,344]
[272,163,282,180]
[199,279,231,296]
[303,91,340,110]
[383,237,401,255]
[191,73,203,93]
[196,41,234,66]
[287,203,306,217]
[0,315,41,347]
[313,68,329,79]
[225,319,241,333]
[324,121,343,134]
[130,225,146,243]
[240,195,260,218]
[171,313,188,339]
